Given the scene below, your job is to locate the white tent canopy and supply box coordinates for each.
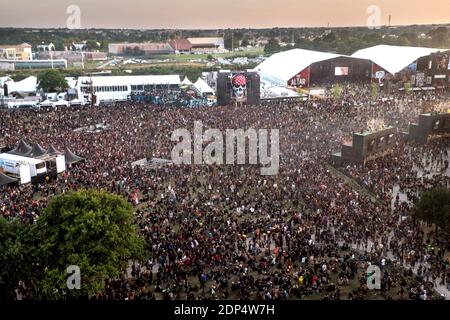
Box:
[181,77,193,86]
[54,99,69,106]
[254,48,343,84]
[39,99,55,107]
[193,78,214,95]
[352,45,447,75]
[69,98,83,106]
[6,76,37,94]
[0,76,13,87]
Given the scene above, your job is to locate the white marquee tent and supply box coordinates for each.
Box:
[193,78,215,95]
[5,76,37,94]
[39,99,55,107]
[54,99,69,107]
[351,44,447,75]
[254,48,344,86]
[181,77,193,86]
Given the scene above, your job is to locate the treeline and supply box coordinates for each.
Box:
[0,25,449,55]
[264,26,450,55]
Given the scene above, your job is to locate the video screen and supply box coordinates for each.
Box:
[335,67,349,76]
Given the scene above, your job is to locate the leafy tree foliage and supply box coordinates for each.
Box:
[35,190,146,299]
[413,188,450,234]
[0,217,38,300]
[37,70,69,92]
[0,190,146,300]
[264,38,281,55]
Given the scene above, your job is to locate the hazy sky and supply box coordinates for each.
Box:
[0,0,449,29]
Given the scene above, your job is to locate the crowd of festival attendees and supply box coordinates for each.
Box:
[1,83,449,300]
[129,88,206,107]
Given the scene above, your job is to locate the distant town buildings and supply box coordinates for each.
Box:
[0,59,67,71]
[108,37,226,55]
[108,42,175,55]
[167,39,192,54]
[36,42,55,52]
[0,43,33,60]
[187,37,225,53]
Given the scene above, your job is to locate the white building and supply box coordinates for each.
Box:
[36,42,55,52]
[76,75,181,105]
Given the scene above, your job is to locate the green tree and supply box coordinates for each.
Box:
[37,70,69,92]
[241,38,250,47]
[224,32,241,50]
[85,40,100,51]
[413,188,450,234]
[427,27,448,47]
[0,217,38,300]
[35,190,145,299]
[264,38,281,55]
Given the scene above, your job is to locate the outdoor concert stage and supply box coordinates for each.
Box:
[407,112,450,143]
[331,126,396,165]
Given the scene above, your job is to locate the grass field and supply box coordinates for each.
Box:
[151,47,264,62]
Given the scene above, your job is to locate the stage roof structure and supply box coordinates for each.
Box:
[351,45,447,75]
[254,48,344,84]
[77,75,181,87]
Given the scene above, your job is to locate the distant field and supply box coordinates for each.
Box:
[150,47,264,62]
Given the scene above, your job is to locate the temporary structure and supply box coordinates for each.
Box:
[8,139,32,156]
[64,147,84,164]
[0,172,18,187]
[193,78,215,95]
[29,143,47,158]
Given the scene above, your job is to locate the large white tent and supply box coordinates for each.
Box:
[193,78,215,95]
[254,48,344,86]
[5,76,37,94]
[352,45,447,75]
[181,77,193,86]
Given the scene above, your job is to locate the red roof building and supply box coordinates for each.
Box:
[168,39,193,53]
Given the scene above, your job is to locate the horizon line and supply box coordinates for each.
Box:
[0,22,449,31]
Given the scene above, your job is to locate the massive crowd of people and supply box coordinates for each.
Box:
[129,88,207,107]
[1,83,449,300]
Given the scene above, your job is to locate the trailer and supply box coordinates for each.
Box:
[0,153,47,184]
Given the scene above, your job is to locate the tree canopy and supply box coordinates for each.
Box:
[264,38,281,55]
[413,188,450,234]
[0,190,146,300]
[35,190,145,299]
[37,69,69,93]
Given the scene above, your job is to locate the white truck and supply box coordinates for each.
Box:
[0,153,47,184]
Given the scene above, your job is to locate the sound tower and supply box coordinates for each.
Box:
[246,70,260,106]
[217,71,230,106]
